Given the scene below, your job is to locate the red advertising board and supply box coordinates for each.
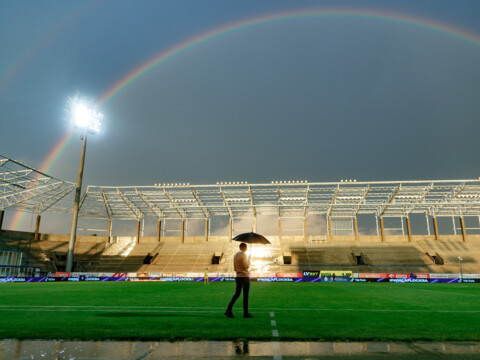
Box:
[387,274,408,279]
[54,272,70,277]
[250,273,276,278]
[359,273,387,278]
[276,273,303,278]
[113,272,127,278]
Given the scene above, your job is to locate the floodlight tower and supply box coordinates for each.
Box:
[66,101,102,272]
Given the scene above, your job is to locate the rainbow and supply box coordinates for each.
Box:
[8,131,75,230]
[10,7,480,230]
[98,7,480,105]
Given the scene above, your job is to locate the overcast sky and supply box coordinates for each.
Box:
[2,0,480,232]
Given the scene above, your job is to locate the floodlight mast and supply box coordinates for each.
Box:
[66,102,102,272]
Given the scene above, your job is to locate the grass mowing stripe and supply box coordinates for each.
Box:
[0,307,479,313]
[1,282,479,341]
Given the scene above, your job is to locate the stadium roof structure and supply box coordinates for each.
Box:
[79,179,480,221]
[0,155,75,214]
[2,154,480,222]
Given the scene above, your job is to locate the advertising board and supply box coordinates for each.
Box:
[276,273,302,278]
[320,271,352,277]
[359,273,387,278]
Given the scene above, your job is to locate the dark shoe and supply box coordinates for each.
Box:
[243,313,254,318]
[224,310,234,318]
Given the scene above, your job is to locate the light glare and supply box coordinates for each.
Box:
[71,100,102,134]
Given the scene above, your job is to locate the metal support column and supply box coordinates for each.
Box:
[433,217,439,240]
[303,217,307,242]
[406,217,412,242]
[107,219,112,243]
[229,218,233,240]
[426,214,431,235]
[328,216,333,239]
[460,217,467,242]
[253,217,257,233]
[205,218,209,242]
[136,220,141,243]
[66,129,88,273]
[181,219,185,243]
[157,220,162,242]
[354,217,359,242]
[0,209,4,230]
[278,218,282,239]
[34,215,41,241]
[380,217,385,242]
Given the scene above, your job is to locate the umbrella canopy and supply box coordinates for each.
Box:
[232,232,271,244]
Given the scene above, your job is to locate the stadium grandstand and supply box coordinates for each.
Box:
[1,154,480,277]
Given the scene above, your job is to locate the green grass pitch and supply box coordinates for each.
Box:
[0,282,479,341]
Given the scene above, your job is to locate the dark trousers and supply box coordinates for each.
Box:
[227,277,250,313]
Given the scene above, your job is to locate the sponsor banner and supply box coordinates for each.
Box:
[137,273,149,278]
[413,274,429,279]
[127,273,138,278]
[277,273,303,278]
[461,279,479,283]
[322,276,351,282]
[162,273,173,278]
[71,272,98,277]
[257,277,294,282]
[389,278,429,283]
[303,271,320,278]
[386,274,408,279]
[162,277,195,282]
[187,273,201,278]
[176,273,187,278]
[149,273,163,277]
[250,273,276,278]
[359,273,387,279]
[463,274,480,279]
[113,272,127,278]
[99,273,115,277]
[430,274,457,279]
[54,272,70,277]
[320,271,353,277]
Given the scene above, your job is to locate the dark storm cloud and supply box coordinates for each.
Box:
[1,0,480,232]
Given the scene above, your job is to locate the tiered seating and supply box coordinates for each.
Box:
[142,242,229,273]
[2,229,480,274]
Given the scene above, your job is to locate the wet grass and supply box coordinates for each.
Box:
[0,282,479,341]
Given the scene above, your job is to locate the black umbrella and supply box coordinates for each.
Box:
[232,232,271,244]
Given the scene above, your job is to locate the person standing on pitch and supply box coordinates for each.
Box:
[204,267,209,285]
[225,242,254,318]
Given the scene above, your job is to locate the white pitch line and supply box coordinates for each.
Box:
[270,311,282,360]
[0,309,221,313]
[0,305,478,314]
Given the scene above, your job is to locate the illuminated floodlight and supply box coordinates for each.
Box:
[66,96,105,272]
[72,100,103,134]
